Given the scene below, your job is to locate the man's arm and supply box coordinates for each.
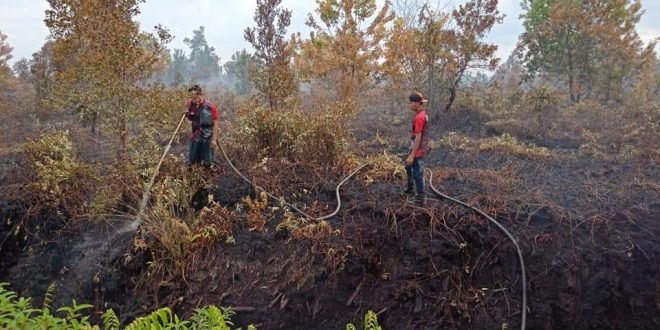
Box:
[211,119,218,148]
[210,103,219,148]
[184,100,193,120]
[407,133,421,165]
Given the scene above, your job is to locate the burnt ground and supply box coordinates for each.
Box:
[129,163,658,329]
[1,107,659,329]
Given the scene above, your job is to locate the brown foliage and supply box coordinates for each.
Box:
[385,0,502,113]
[232,99,355,166]
[297,0,394,108]
[519,0,653,103]
[244,0,296,111]
[45,0,172,157]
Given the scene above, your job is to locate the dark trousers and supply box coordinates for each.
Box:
[189,140,214,165]
[405,157,424,194]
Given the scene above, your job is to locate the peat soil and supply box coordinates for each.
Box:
[1,109,659,329]
[1,159,658,329]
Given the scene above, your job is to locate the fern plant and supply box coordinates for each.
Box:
[2,283,378,329]
[364,310,383,330]
[0,283,255,330]
[43,282,56,310]
[346,310,383,330]
[102,309,121,330]
[124,307,189,330]
[188,305,234,330]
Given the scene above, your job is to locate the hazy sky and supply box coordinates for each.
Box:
[1,0,658,68]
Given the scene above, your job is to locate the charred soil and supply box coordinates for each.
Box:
[1,107,658,329]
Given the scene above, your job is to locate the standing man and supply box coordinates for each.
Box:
[405,92,429,205]
[185,84,219,166]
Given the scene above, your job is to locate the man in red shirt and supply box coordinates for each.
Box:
[185,84,219,166]
[405,92,429,205]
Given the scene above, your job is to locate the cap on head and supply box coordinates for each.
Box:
[409,92,428,104]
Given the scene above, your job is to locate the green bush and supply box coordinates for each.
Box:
[1,283,383,329]
[0,283,250,330]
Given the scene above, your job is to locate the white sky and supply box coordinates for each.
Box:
[1,0,658,68]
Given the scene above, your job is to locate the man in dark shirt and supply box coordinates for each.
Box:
[185,84,219,166]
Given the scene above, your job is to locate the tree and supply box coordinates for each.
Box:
[167,48,190,85]
[298,0,394,106]
[223,49,253,96]
[0,30,13,85]
[244,0,296,111]
[12,58,31,81]
[45,0,171,158]
[184,26,221,82]
[29,41,57,109]
[630,43,659,105]
[491,52,526,91]
[518,0,646,103]
[386,0,502,112]
[385,4,450,113]
[443,0,502,111]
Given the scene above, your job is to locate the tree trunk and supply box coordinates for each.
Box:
[443,59,468,112]
[268,70,275,111]
[568,49,576,103]
[428,56,435,113]
[444,87,456,112]
[91,111,97,135]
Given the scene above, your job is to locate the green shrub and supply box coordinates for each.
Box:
[0,282,249,330]
[1,283,379,329]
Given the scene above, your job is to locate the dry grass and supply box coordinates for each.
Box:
[440,132,552,159]
[232,99,355,167]
[136,175,236,279]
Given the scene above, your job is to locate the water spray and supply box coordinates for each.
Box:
[124,113,187,232]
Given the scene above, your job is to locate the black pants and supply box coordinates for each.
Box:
[189,140,213,165]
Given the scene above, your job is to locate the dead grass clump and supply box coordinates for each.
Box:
[440,132,552,159]
[276,213,349,287]
[361,152,406,185]
[478,133,552,158]
[135,175,235,279]
[242,191,272,232]
[233,99,355,166]
[21,131,97,221]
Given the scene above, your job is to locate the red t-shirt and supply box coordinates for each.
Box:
[410,110,429,158]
